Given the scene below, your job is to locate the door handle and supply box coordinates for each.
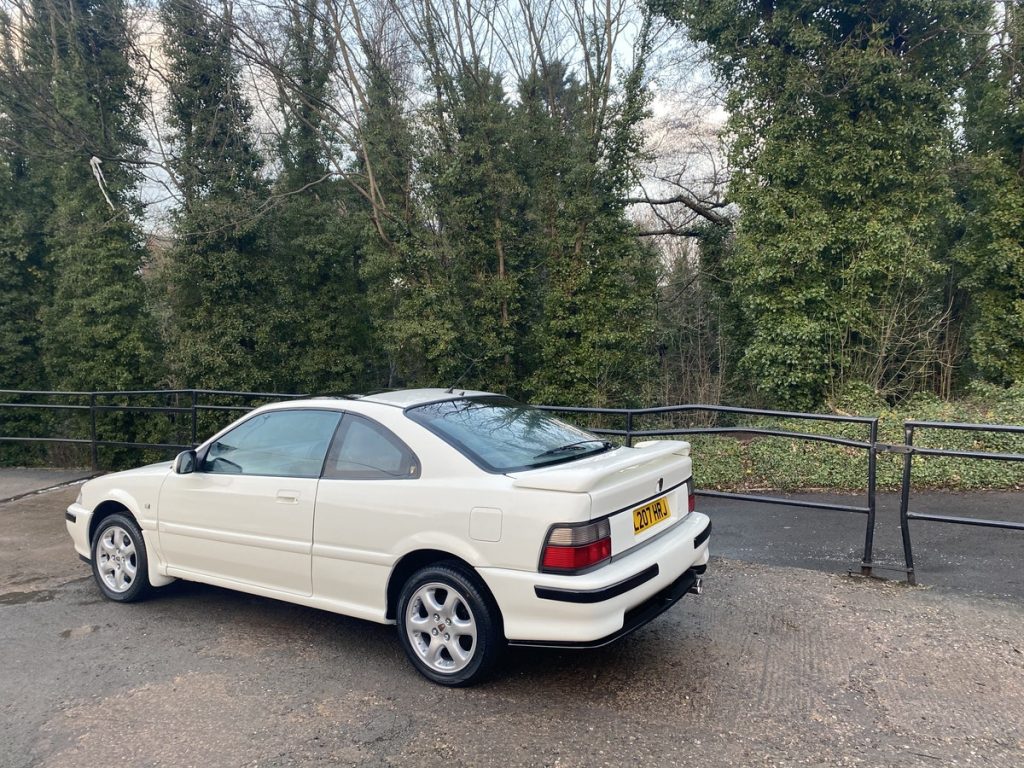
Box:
[276,491,300,504]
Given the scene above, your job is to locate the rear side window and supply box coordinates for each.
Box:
[324,414,420,480]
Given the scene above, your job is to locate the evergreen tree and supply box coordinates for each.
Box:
[270,0,371,394]
[355,53,426,388]
[519,47,659,407]
[161,0,282,390]
[27,0,159,391]
[0,130,50,464]
[408,64,528,392]
[0,6,58,393]
[0,116,46,391]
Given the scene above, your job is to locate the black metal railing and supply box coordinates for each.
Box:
[539,403,880,575]
[4,388,1024,584]
[0,389,306,468]
[895,420,1024,585]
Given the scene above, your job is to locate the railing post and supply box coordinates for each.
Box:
[89,393,98,470]
[190,390,198,446]
[899,423,916,585]
[625,411,634,447]
[861,418,878,576]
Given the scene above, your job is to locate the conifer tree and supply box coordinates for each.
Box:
[355,52,427,387]
[407,65,528,392]
[161,0,282,390]
[519,50,659,407]
[27,0,159,391]
[0,9,54,395]
[270,0,371,394]
[0,120,46,391]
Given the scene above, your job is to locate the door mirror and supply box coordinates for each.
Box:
[174,449,197,475]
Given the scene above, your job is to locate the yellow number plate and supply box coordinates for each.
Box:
[633,497,671,535]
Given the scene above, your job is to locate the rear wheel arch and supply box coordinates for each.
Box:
[386,550,500,627]
[396,561,504,685]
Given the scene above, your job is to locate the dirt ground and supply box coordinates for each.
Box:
[1,484,1022,768]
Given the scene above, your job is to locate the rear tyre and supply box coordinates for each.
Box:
[91,513,152,602]
[397,562,503,686]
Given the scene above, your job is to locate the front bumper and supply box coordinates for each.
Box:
[478,511,711,644]
[66,502,93,561]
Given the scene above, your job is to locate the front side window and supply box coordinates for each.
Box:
[323,414,420,480]
[203,409,342,478]
[405,396,614,473]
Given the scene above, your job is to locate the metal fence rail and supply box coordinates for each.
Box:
[0,389,307,468]
[5,389,1024,584]
[896,420,1024,585]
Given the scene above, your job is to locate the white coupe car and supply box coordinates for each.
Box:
[66,389,711,685]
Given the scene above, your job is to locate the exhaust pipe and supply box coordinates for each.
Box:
[688,576,703,595]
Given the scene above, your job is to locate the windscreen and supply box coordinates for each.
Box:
[405,396,614,472]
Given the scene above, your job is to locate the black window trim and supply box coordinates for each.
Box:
[321,412,422,481]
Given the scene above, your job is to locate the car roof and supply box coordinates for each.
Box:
[357,388,496,408]
[260,388,499,413]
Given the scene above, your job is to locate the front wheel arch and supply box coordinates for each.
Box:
[88,499,135,544]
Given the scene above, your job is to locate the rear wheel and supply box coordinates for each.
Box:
[397,562,503,686]
[91,513,152,602]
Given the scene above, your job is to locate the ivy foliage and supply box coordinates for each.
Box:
[954,3,1024,385]
[268,0,373,395]
[653,0,987,408]
[364,36,660,405]
[0,135,45,391]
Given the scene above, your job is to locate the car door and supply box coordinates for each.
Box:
[158,408,342,595]
[312,413,422,616]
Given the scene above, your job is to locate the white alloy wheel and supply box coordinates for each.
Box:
[96,525,138,594]
[396,562,503,686]
[90,513,152,602]
[405,581,479,674]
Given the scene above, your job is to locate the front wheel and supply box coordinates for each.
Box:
[91,513,152,602]
[397,562,503,686]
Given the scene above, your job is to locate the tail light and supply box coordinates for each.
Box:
[688,483,696,514]
[540,519,611,573]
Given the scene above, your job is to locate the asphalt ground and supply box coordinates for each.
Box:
[1,482,1023,767]
[0,468,94,504]
[702,491,1024,599]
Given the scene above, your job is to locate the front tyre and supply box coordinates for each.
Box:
[397,562,503,686]
[91,513,152,602]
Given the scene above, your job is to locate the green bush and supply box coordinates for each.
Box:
[688,382,1024,492]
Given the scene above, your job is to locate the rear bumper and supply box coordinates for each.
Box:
[510,566,702,648]
[478,512,710,644]
[534,563,661,603]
